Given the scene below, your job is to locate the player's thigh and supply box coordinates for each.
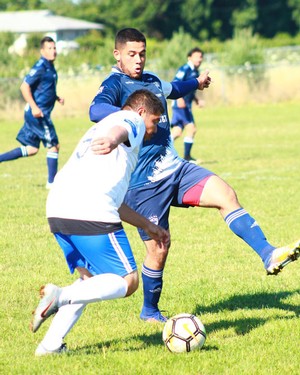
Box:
[54,233,86,274]
[70,229,137,277]
[199,175,240,212]
[16,123,41,150]
[175,162,214,206]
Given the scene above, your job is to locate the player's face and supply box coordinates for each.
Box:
[41,42,57,62]
[143,113,161,140]
[114,41,146,79]
[189,52,203,68]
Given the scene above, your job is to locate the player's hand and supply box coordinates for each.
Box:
[57,96,65,105]
[91,137,118,155]
[32,106,44,118]
[144,223,170,249]
[197,70,211,90]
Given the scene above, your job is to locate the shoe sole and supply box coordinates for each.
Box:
[267,246,300,275]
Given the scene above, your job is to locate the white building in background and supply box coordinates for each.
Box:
[0,10,104,55]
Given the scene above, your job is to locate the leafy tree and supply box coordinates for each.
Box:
[221,28,266,86]
[155,28,195,76]
[288,0,300,31]
[0,0,44,11]
[231,0,257,31]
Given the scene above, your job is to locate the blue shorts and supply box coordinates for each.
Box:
[54,229,137,277]
[124,161,214,240]
[16,111,58,149]
[171,107,194,129]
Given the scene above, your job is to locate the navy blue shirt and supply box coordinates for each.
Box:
[172,61,199,109]
[24,56,58,115]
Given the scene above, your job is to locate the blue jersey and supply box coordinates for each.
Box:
[24,56,58,115]
[90,68,183,189]
[172,62,199,109]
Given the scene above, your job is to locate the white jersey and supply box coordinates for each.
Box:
[46,110,145,223]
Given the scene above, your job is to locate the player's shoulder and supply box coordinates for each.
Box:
[174,63,190,80]
[102,70,123,85]
[107,110,144,139]
[142,71,161,82]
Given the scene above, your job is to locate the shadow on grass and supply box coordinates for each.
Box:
[193,289,300,335]
[72,332,218,355]
[68,290,300,355]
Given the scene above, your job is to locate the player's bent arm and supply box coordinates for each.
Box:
[119,203,170,247]
[91,126,128,155]
[89,77,123,122]
[20,81,42,117]
[89,102,120,123]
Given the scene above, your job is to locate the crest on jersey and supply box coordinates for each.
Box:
[148,215,159,225]
[29,69,37,77]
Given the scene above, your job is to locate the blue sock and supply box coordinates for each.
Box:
[0,146,27,162]
[141,264,163,316]
[225,208,275,263]
[47,151,58,183]
[184,137,193,159]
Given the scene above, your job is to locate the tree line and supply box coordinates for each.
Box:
[1,0,300,41]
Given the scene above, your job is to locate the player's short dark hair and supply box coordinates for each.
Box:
[40,36,55,48]
[187,47,204,57]
[115,28,146,49]
[123,89,164,115]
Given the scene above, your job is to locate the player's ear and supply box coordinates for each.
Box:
[113,49,120,62]
[137,107,146,117]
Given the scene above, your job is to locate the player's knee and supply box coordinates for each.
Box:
[76,266,93,280]
[26,146,39,156]
[124,271,139,297]
[49,144,60,153]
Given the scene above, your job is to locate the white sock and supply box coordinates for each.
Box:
[40,279,85,351]
[59,273,128,305]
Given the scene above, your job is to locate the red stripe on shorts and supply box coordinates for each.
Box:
[182,175,212,206]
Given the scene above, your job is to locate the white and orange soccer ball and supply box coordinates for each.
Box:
[162,313,206,353]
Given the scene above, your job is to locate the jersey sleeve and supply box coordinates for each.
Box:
[89,75,122,122]
[23,59,44,87]
[119,111,145,150]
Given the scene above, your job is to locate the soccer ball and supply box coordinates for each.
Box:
[162,313,206,353]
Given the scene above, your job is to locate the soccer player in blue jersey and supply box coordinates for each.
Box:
[0,36,64,189]
[171,47,204,162]
[89,28,300,323]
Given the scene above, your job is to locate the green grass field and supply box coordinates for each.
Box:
[1,102,300,374]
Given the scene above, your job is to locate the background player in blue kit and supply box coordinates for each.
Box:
[30,90,169,356]
[0,36,64,189]
[171,47,204,162]
[89,28,300,323]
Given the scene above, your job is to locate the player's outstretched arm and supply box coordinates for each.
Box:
[119,203,170,247]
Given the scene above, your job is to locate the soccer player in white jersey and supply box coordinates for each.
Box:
[30,89,170,356]
[89,28,300,324]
